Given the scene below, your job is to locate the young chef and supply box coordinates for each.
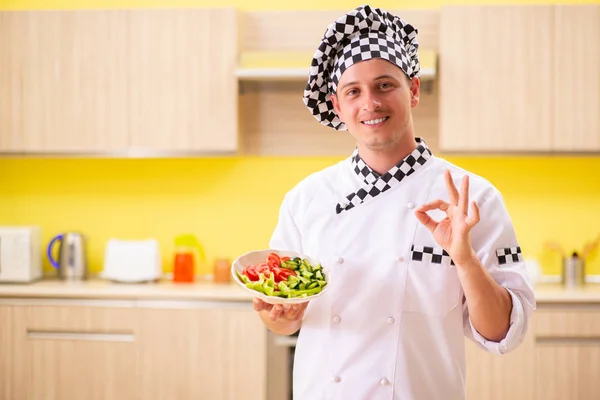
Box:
[253,5,536,399]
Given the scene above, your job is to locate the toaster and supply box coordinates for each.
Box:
[0,226,43,283]
[100,238,162,283]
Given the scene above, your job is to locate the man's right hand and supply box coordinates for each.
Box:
[253,298,308,335]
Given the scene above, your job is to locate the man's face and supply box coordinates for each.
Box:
[331,58,420,153]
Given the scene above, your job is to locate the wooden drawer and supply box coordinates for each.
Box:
[22,304,138,333]
[534,304,600,338]
[13,304,140,400]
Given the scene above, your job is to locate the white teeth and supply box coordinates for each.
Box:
[363,117,387,125]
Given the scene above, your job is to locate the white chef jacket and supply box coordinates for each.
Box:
[269,142,536,400]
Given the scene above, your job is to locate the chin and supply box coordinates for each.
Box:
[363,139,395,151]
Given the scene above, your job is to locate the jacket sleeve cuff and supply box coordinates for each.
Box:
[468,287,526,355]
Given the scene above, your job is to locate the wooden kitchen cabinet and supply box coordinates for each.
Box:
[0,9,238,155]
[439,5,600,153]
[465,303,600,400]
[533,305,600,400]
[10,304,140,400]
[0,11,130,153]
[0,298,269,400]
[553,5,600,152]
[0,306,15,400]
[127,9,238,153]
[465,319,536,400]
[439,5,555,152]
[535,345,600,400]
[137,304,267,400]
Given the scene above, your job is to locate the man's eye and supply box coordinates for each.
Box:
[346,89,358,96]
[380,82,392,89]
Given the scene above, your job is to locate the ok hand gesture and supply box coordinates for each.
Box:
[415,170,480,266]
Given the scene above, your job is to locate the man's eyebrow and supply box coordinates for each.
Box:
[339,80,359,92]
[374,74,399,82]
[338,75,399,91]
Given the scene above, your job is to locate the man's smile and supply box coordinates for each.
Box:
[361,116,390,126]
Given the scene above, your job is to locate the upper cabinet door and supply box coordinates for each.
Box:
[439,6,554,152]
[0,11,130,153]
[553,5,600,152]
[128,9,238,153]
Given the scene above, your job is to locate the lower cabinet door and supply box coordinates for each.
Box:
[0,306,15,400]
[536,343,600,400]
[465,323,536,400]
[12,304,140,400]
[137,304,267,400]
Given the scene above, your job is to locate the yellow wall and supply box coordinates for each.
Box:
[1,155,599,276]
[1,0,599,277]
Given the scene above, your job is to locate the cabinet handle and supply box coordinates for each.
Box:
[274,336,297,348]
[27,330,135,342]
[536,336,600,345]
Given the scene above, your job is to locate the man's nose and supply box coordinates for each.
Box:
[363,91,382,111]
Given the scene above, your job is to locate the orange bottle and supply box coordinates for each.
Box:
[213,258,231,283]
[173,234,206,283]
[174,252,195,283]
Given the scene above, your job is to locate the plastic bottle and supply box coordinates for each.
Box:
[173,234,206,283]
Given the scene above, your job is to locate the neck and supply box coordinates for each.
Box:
[357,136,419,176]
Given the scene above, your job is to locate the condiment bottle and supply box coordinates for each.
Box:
[213,258,231,283]
[173,234,206,283]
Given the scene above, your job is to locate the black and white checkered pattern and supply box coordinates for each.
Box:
[335,138,432,214]
[411,245,455,266]
[303,5,420,131]
[496,247,523,265]
[331,32,413,91]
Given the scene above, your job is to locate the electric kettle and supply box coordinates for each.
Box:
[47,232,88,280]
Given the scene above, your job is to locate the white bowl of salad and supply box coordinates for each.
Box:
[231,249,330,305]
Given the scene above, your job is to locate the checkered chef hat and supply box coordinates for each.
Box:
[303,5,420,131]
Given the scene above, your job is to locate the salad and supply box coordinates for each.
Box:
[236,252,327,299]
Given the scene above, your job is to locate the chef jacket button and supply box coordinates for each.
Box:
[337,257,344,264]
[407,202,415,209]
[380,378,389,386]
[333,376,341,383]
[387,317,395,324]
[397,256,404,262]
[332,316,341,323]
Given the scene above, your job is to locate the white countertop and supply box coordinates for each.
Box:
[0,279,599,303]
[0,278,253,301]
[532,282,600,303]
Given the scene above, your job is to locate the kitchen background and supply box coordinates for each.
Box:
[1,0,599,278]
[1,1,599,400]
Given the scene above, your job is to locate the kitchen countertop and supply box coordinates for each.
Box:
[0,279,600,303]
[0,278,254,302]
[531,282,600,303]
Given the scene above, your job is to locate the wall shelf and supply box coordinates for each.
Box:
[235,50,438,82]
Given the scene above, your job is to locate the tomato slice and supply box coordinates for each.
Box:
[244,266,259,281]
[267,266,278,282]
[267,253,280,267]
[243,254,297,284]
[278,269,296,279]
[255,263,269,275]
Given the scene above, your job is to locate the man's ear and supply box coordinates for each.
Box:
[331,93,342,116]
[409,77,420,107]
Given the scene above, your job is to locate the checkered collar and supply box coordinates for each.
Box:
[336,138,432,214]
